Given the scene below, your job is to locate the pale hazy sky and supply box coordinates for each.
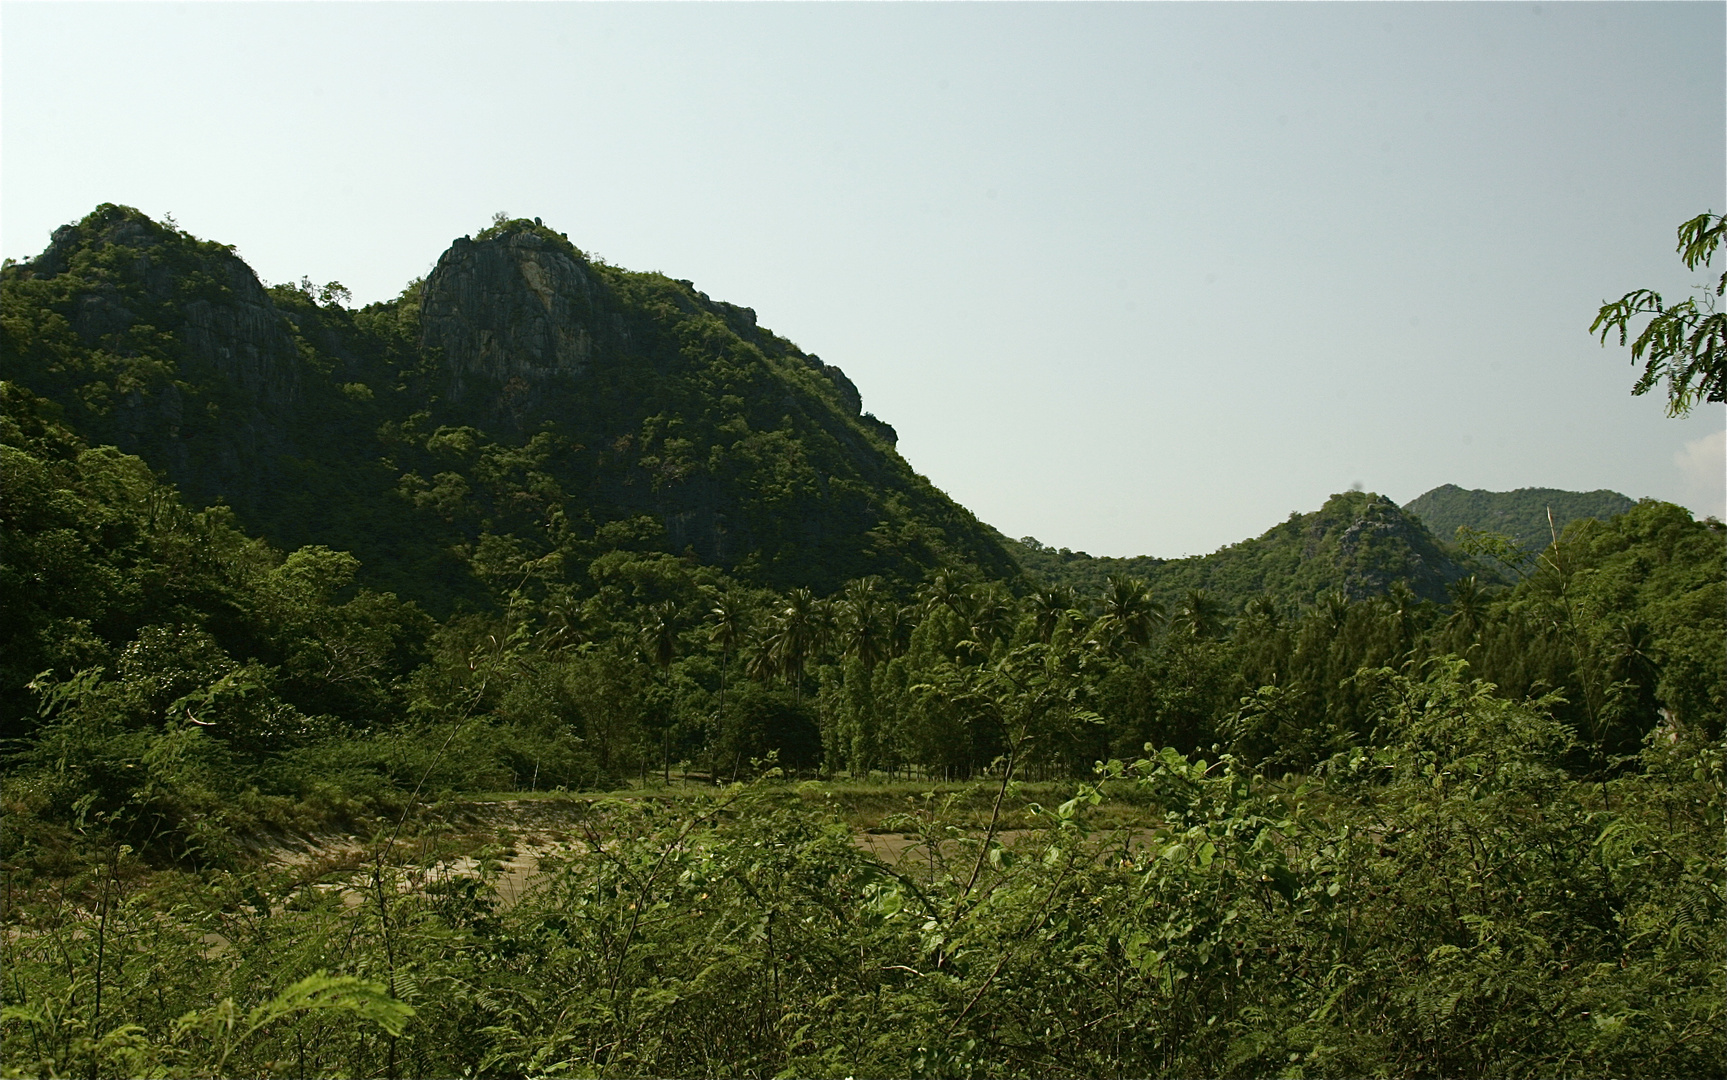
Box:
[4,2,1723,556]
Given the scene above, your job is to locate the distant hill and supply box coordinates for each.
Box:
[1,205,1013,608]
[1009,490,1488,612]
[1402,484,1637,555]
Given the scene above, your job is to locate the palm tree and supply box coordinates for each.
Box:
[835,578,890,777]
[768,587,823,702]
[638,600,679,782]
[1029,584,1079,646]
[838,577,887,671]
[1315,590,1351,635]
[811,595,838,662]
[966,584,1017,650]
[920,572,970,619]
[1604,618,1662,689]
[639,600,679,670]
[883,602,916,661]
[1444,575,1487,649]
[745,623,780,684]
[537,600,587,656]
[707,593,751,776]
[1379,581,1421,659]
[1241,595,1282,631]
[1172,588,1225,641]
[1097,575,1164,653]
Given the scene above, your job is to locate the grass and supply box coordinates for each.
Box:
[457,773,1166,833]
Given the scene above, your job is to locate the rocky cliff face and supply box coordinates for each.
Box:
[3,206,307,505]
[420,228,618,408]
[4,207,1018,604]
[1325,494,1457,601]
[417,223,874,430]
[24,210,303,409]
[803,354,862,416]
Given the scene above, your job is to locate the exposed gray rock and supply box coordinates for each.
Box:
[1330,495,1454,601]
[179,283,302,405]
[9,206,307,515]
[861,412,898,446]
[420,230,606,403]
[800,353,862,416]
[26,212,302,408]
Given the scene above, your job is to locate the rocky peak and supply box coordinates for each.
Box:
[11,203,300,407]
[802,353,862,416]
[1322,492,1458,601]
[419,225,609,400]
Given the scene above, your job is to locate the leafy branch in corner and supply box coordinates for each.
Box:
[1592,211,1726,417]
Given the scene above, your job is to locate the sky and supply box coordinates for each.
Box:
[3,1,1723,557]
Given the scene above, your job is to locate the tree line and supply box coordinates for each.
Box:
[5,380,1718,868]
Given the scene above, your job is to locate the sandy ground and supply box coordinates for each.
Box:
[258,799,1158,916]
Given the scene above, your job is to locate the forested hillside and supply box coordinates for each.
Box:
[1,205,1011,611]
[1404,483,1639,554]
[10,368,1713,825]
[1010,490,1493,610]
[2,205,1722,1078]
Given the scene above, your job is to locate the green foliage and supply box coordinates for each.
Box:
[8,375,1720,864]
[3,206,1015,613]
[1,393,436,860]
[1473,499,1727,747]
[1405,482,1638,558]
[3,207,1722,1078]
[1592,211,1727,416]
[7,665,1718,1077]
[473,213,585,256]
[1012,490,1491,615]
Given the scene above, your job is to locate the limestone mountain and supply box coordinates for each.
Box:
[1402,483,1638,555]
[1011,490,1488,612]
[1,205,1010,608]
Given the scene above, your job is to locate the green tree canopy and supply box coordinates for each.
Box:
[1592,211,1726,416]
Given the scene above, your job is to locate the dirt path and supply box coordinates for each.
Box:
[259,798,1159,910]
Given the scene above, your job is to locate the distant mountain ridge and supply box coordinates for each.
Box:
[1009,490,1491,612]
[1008,483,1644,613]
[1401,484,1637,554]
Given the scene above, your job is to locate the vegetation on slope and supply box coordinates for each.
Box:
[1,205,1013,612]
[1403,483,1639,556]
[7,377,1719,829]
[1011,490,1494,612]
